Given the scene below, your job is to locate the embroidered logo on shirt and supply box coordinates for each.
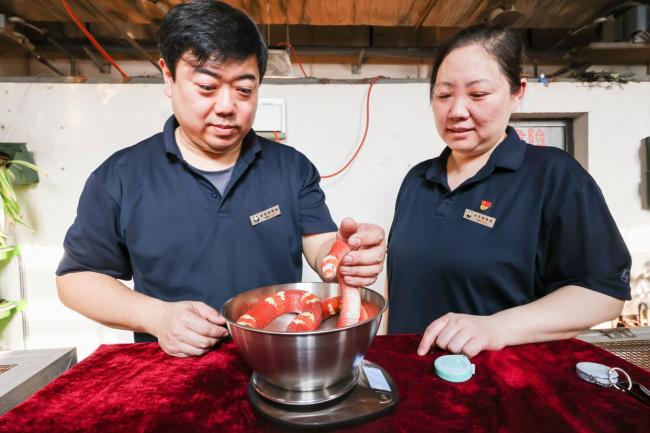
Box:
[463,209,496,228]
[620,268,630,284]
[480,200,492,211]
[250,205,281,226]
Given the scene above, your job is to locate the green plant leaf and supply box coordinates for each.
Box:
[0,159,41,234]
[9,160,46,176]
[0,173,17,202]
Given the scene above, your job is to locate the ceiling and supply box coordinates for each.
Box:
[1,0,649,78]
[0,0,636,27]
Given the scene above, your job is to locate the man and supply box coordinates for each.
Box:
[56,1,385,358]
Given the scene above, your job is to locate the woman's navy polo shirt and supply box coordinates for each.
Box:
[387,126,631,334]
[57,116,337,339]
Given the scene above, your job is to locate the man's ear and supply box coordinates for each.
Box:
[160,58,174,98]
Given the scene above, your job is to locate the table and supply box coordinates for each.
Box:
[0,347,77,415]
[0,336,648,433]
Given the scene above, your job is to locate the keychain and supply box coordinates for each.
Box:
[576,362,650,406]
[607,367,650,406]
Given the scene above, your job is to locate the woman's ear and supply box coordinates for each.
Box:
[515,79,526,100]
[512,78,526,111]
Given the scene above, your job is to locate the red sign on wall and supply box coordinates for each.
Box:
[515,127,546,146]
[510,121,569,151]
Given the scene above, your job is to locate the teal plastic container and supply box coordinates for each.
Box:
[434,355,475,383]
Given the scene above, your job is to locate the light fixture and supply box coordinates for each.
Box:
[487,2,524,27]
[265,49,297,78]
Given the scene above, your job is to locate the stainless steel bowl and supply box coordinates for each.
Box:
[220,282,386,392]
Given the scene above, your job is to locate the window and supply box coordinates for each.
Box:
[509,119,573,154]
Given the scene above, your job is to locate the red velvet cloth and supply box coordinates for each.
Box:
[2,336,649,433]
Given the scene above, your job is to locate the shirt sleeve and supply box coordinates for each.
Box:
[538,181,631,300]
[56,172,132,280]
[296,154,337,235]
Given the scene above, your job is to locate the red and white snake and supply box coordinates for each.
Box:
[236,240,376,331]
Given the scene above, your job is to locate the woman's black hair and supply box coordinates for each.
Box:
[157,0,267,80]
[429,24,525,98]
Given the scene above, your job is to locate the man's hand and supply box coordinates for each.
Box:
[417,313,505,358]
[336,217,386,287]
[153,301,229,358]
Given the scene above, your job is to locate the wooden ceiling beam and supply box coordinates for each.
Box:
[0,0,630,28]
[1,0,152,23]
[3,38,649,66]
[415,0,438,29]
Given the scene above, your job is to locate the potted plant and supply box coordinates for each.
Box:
[0,150,42,324]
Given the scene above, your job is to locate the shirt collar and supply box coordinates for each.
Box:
[162,114,262,164]
[424,125,526,185]
[163,115,183,159]
[492,125,527,171]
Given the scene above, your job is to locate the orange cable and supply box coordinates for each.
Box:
[61,0,130,81]
[278,42,308,78]
[321,76,382,179]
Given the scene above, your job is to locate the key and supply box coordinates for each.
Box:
[608,367,650,406]
[626,382,650,406]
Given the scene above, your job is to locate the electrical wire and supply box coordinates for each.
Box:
[321,76,382,179]
[79,0,161,72]
[61,0,130,81]
[278,42,308,78]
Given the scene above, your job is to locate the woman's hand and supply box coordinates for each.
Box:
[417,312,506,358]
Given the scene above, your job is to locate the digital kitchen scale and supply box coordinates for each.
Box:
[248,360,399,429]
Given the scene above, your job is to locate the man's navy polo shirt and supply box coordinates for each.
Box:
[387,126,631,334]
[57,116,337,340]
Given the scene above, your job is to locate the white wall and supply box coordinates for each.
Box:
[0,80,649,359]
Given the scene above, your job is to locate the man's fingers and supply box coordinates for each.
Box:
[336,219,385,254]
[191,301,226,325]
[179,329,218,351]
[190,321,228,339]
[340,245,386,266]
[337,217,359,242]
[184,310,228,339]
[417,316,449,356]
[157,301,230,358]
[164,341,208,358]
[171,309,221,352]
[175,341,208,357]
[340,275,378,288]
[339,263,383,277]
[346,223,385,250]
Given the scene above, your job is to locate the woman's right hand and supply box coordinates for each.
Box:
[417,312,506,358]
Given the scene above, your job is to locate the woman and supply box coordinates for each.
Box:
[386,24,631,358]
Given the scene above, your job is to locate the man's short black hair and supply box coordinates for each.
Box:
[157,0,267,80]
